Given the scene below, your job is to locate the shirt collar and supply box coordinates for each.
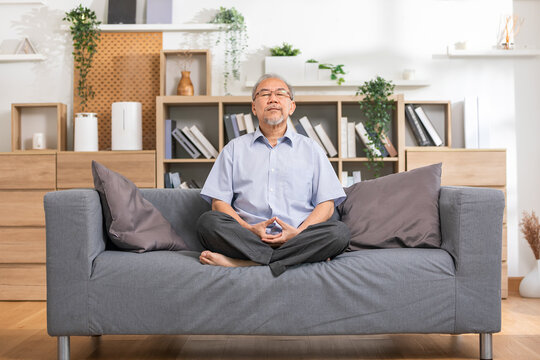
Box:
[251,122,296,147]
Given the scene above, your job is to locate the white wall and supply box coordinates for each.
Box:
[1,0,536,276]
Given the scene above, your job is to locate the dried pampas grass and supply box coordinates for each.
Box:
[520,211,540,260]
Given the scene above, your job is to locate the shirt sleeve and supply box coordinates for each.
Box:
[311,143,346,207]
[200,143,234,205]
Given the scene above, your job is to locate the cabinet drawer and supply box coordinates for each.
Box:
[0,264,46,300]
[0,228,46,263]
[57,151,156,189]
[406,149,506,186]
[502,225,507,262]
[0,154,56,189]
[0,190,50,226]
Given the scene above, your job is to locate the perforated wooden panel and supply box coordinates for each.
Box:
[73,32,162,150]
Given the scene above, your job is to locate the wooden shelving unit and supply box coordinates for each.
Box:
[404,100,451,148]
[156,94,405,188]
[160,49,212,96]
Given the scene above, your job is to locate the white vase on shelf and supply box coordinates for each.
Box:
[519,259,540,298]
[74,113,99,151]
[264,56,304,82]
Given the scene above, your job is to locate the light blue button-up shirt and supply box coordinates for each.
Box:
[200,125,346,229]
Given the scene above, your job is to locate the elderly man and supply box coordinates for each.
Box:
[197,74,349,276]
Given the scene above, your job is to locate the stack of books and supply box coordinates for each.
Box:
[165,120,219,159]
[294,116,338,157]
[164,172,201,189]
[223,113,256,142]
[341,170,362,187]
[340,117,397,158]
[404,104,443,146]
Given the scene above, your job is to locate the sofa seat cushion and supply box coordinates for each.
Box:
[87,248,456,335]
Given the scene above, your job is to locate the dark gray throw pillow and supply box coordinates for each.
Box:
[338,163,442,250]
[92,160,188,252]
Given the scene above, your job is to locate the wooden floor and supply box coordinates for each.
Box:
[1,292,539,360]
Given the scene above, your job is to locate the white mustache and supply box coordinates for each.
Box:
[265,105,281,111]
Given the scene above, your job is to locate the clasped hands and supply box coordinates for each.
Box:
[248,217,299,248]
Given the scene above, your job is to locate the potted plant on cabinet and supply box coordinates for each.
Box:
[210,7,248,95]
[356,76,395,177]
[318,63,346,84]
[305,59,319,82]
[64,5,101,151]
[265,42,303,82]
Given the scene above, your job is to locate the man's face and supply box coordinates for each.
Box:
[252,78,296,126]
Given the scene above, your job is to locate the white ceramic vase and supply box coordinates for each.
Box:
[264,56,304,82]
[519,259,540,298]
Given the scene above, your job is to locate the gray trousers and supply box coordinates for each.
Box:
[196,211,350,276]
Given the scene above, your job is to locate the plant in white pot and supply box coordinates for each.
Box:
[305,59,319,82]
[265,43,303,82]
[519,211,540,298]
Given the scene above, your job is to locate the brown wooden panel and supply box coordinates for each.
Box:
[501,261,508,299]
[0,264,46,300]
[0,154,55,189]
[406,149,506,186]
[74,32,162,151]
[57,151,156,189]
[0,228,46,263]
[502,224,507,262]
[0,191,49,226]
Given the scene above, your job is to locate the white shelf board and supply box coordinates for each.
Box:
[245,80,430,88]
[0,54,46,62]
[444,46,540,58]
[0,0,46,3]
[96,24,223,32]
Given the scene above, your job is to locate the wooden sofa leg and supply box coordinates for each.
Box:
[479,333,492,360]
[58,336,70,360]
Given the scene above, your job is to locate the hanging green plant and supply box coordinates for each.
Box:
[318,63,346,85]
[270,43,301,56]
[64,5,101,112]
[210,7,248,95]
[356,76,395,178]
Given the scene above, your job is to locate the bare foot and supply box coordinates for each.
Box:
[199,251,260,268]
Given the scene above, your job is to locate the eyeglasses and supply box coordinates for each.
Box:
[254,88,292,101]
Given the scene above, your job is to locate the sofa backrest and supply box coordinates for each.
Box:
[140,189,210,251]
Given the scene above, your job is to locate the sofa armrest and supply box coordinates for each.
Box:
[439,186,505,333]
[44,189,106,336]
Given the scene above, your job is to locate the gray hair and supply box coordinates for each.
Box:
[251,73,295,101]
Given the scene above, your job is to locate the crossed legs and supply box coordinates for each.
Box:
[196,211,350,276]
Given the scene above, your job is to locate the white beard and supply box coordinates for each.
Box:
[264,116,284,126]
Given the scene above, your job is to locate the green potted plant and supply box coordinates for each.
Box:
[265,42,303,82]
[318,63,346,85]
[63,5,101,111]
[356,76,395,177]
[210,7,248,95]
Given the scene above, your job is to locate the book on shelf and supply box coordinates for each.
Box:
[355,122,382,157]
[295,123,308,137]
[298,116,327,155]
[165,119,176,159]
[353,170,362,184]
[189,125,219,158]
[347,122,356,158]
[179,181,190,189]
[170,172,181,189]
[380,129,398,157]
[223,114,237,142]
[181,126,212,159]
[414,106,443,146]
[340,117,348,158]
[244,113,255,133]
[314,124,338,157]
[172,128,201,159]
[405,104,431,146]
[341,171,348,187]
[364,126,390,157]
[235,113,247,136]
[189,179,201,188]
[164,172,172,188]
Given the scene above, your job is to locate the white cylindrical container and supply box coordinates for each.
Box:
[32,133,45,149]
[74,113,99,151]
[111,102,142,150]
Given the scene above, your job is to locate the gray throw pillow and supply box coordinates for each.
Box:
[338,163,442,250]
[92,160,188,252]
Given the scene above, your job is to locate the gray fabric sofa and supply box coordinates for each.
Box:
[44,186,504,360]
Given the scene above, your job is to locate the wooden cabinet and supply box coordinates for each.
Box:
[0,150,156,300]
[406,148,508,298]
